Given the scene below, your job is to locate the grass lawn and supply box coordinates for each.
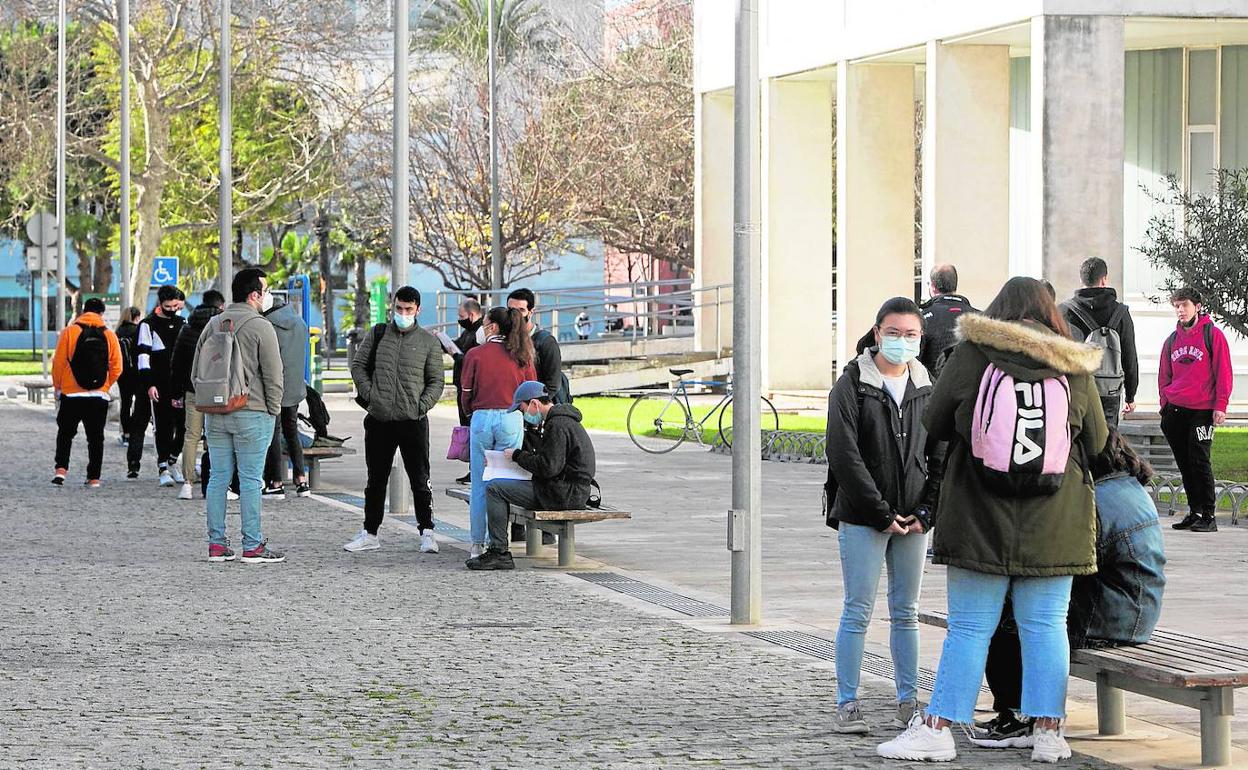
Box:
[0,351,46,377]
[1212,427,1248,482]
[575,395,826,444]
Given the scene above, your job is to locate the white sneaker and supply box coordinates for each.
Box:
[177,482,193,500]
[1030,726,1071,763]
[344,530,380,552]
[227,490,239,501]
[158,469,175,487]
[877,713,956,762]
[469,543,484,558]
[420,531,439,553]
[170,466,186,484]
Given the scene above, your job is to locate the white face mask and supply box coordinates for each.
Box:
[260,290,275,312]
[475,326,487,346]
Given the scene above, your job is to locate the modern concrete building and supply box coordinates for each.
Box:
[693,1,1248,407]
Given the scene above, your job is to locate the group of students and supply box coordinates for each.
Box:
[343,286,595,571]
[825,260,1233,763]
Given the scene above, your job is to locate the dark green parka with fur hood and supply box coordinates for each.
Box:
[925,314,1109,577]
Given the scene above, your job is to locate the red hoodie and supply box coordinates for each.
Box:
[1158,314,1233,412]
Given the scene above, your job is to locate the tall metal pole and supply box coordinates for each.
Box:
[729,0,761,625]
[218,0,233,292]
[55,0,67,330]
[389,0,410,519]
[488,0,503,294]
[118,0,131,308]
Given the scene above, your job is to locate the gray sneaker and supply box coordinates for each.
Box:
[833,701,869,734]
[893,699,921,728]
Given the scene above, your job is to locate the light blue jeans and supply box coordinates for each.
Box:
[835,522,928,706]
[205,410,275,552]
[928,567,1074,722]
[469,409,524,547]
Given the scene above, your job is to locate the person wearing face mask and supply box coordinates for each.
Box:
[343,286,446,555]
[129,284,187,484]
[458,306,537,557]
[825,297,942,735]
[468,381,597,571]
[191,267,286,564]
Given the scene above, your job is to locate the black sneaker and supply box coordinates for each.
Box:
[466,549,515,571]
[969,711,1034,748]
[126,469,140,480]
[455,473,470,485]
[295,482,311,498]
[1172,512,1200,530]
[1191,513,1219,533]
[261,485,286,500]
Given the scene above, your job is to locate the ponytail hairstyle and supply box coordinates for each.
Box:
[486,306,534,368]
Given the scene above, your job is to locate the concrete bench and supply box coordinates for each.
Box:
[294,445,356,490]
[919,610,1248,766]
[446,486,630,567]
[21,380,53,405]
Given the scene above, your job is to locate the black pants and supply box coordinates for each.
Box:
[55,397,109,481]
[984,600,1022,716]
[363,415,433,534]
[127,393,185,470]
[1100,395,1121,430]
[264,405,307,485]
[455,383,470,427]
[1160,405,1216,514]
[118,379,141,438]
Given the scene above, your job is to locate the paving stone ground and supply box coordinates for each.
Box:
[0,402,1121,769]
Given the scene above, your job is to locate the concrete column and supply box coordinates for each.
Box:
[695,92,735,355]
[922,42,1011,308]
[763,79,834,392]
[1030,15,1125,300]
[836,63,915,368]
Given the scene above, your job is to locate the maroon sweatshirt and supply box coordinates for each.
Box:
[1159,314,1233,412]
[459,339,537,414]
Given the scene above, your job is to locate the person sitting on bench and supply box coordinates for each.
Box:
[970,428,1167,751]
[466,381,597,571]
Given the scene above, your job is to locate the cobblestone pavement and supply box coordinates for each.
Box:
[0,403,1120,769]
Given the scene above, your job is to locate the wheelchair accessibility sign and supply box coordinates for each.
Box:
[151,257,179,286]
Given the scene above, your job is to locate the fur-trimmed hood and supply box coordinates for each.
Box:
[957,313,1102,377]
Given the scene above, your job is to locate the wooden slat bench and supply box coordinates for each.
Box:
[21,380,53,405]
[919,610,1248,766]
[293,445,356,490]
[446,486,630,566]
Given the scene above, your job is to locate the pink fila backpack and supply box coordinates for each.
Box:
[970,364,1072,497]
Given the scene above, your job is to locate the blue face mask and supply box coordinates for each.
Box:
[523,410,542,426]
[393,313,415,330]
[879,335,921,365]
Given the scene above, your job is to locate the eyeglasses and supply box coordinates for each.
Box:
[880,329,921,342]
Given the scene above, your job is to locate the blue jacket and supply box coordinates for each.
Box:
[1068,474,1166,647]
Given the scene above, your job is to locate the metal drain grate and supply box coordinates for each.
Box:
[571,573,729,617]
[318,492,473,541]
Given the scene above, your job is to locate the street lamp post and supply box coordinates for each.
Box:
[729,0,762,625]
[119,0,131,307]
[390,0,411,519]
[488,0,503,295]
[219,0,233,292]
[55,0,67,330]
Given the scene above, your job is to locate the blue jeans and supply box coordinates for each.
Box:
[928,567,1073,722]
[835,522,927,706]
[205,410,275,552]
[469,409,524,546]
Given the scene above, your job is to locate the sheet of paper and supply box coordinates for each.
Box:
[483,449,532,482]
[434,330,461,356]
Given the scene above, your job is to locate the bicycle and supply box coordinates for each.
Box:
[626,368,779,454]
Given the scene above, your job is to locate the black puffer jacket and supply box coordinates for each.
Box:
[169,304,222,401]
[919,293,978,375]
[825,352,942,532]
[512,405,596,510]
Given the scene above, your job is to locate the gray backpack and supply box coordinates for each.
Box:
[1063,302,1127,399]
[193,316,256,413]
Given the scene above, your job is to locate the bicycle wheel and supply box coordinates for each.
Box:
[627,393,691,454]
[717,395,780,449]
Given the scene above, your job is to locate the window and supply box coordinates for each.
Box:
[1186,48,1220,194]
[0,298,30,331]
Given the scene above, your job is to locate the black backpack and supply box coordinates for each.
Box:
[70,323,110,390]
[303,385,331,438]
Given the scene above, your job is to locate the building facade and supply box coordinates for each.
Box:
[694,0,1248,407]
